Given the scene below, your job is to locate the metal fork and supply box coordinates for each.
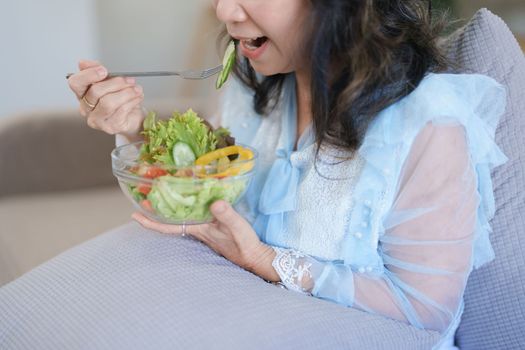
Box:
[66,64,223,80]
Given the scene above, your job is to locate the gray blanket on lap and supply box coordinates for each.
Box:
[0,223,440,350]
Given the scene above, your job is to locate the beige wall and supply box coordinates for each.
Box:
[0,1,222,120]
[0,0,99,119]
[95,0,222,119]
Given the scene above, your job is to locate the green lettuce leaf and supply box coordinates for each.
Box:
[147,176,248,222]
[140,109,218,165]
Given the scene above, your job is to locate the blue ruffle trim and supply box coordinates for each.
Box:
[354,73,507,270]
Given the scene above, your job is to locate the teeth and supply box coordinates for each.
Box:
[242,37,267,51]
[244,39,259,50]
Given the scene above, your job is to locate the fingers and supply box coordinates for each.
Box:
[210,201,247,233]
[133,202,243,237]
[78,59,100,70]
[80,77,137,116]
[68,64,108,100]
[84,77,136,106]
[68,59,147,139]
[97,85,143,116]
[88,94,144,134]
[132,212,211,239]
[106,97,145,134]
[132,213,184,235]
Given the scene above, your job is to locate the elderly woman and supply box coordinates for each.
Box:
[66,1,506,349]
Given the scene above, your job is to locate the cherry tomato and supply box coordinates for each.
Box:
[140,199,153,212]
[137,184,151,195]
[143,167,168,179]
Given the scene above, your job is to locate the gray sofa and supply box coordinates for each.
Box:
[0,9,523,350]
[0,110,132,287]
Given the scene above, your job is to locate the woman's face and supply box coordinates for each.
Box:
[213,0,311,76]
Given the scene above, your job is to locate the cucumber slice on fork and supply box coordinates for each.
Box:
[216,40,237,89]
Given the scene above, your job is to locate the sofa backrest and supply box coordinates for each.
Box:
[0,99,216,198]
[0,110,116,197]
[445,9,525,350]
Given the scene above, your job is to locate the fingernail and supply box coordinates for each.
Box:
[96,66,107,77]
[125,77,136,84]
[134,85,143,94]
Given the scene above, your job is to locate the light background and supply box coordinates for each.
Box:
[0,0,219,120]
[0,0,523,120]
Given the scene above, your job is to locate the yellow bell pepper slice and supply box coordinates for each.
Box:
[195,145,254,178]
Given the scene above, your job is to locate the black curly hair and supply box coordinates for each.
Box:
[230,0,449,154]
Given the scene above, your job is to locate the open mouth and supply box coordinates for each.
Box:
[242,36,268,51]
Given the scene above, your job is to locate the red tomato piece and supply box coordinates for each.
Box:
[137,184,151,195]
[143,167,168,179]
[140,199,153,212]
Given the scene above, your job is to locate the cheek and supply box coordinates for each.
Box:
[272,29,307,65]
[271,13,310,60]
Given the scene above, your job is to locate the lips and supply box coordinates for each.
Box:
[238,36,270,60]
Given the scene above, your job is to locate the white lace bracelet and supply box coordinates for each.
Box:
[271,247,313,295]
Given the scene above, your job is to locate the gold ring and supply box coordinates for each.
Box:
[82,95,97,110]
[181,223,187,237]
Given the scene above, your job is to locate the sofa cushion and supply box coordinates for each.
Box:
[444,9,525,350]
[0,223,440,350]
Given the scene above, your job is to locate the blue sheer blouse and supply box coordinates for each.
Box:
[220,72,507,349]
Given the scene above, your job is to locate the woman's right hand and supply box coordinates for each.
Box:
[67,60,145,141]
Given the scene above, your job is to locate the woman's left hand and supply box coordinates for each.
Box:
[132,200,280,282]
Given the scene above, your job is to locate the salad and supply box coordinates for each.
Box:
[121,109,256,224]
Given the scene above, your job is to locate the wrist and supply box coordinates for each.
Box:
[245,244,280,282]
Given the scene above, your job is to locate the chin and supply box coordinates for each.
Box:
[249,62,292,77]
[249,64,277,76]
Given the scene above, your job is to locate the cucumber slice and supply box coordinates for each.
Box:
[172,142,196,167]
[216,40,236,89]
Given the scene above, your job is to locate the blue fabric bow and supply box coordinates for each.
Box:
[255,148,302,244]
[251,75,309,245]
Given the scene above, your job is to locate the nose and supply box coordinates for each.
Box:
[215,0,248,24]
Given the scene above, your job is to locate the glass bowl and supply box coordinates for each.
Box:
[112,141,257,225]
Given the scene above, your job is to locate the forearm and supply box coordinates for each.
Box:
[246,244,280,282]
[269,243,468,332]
